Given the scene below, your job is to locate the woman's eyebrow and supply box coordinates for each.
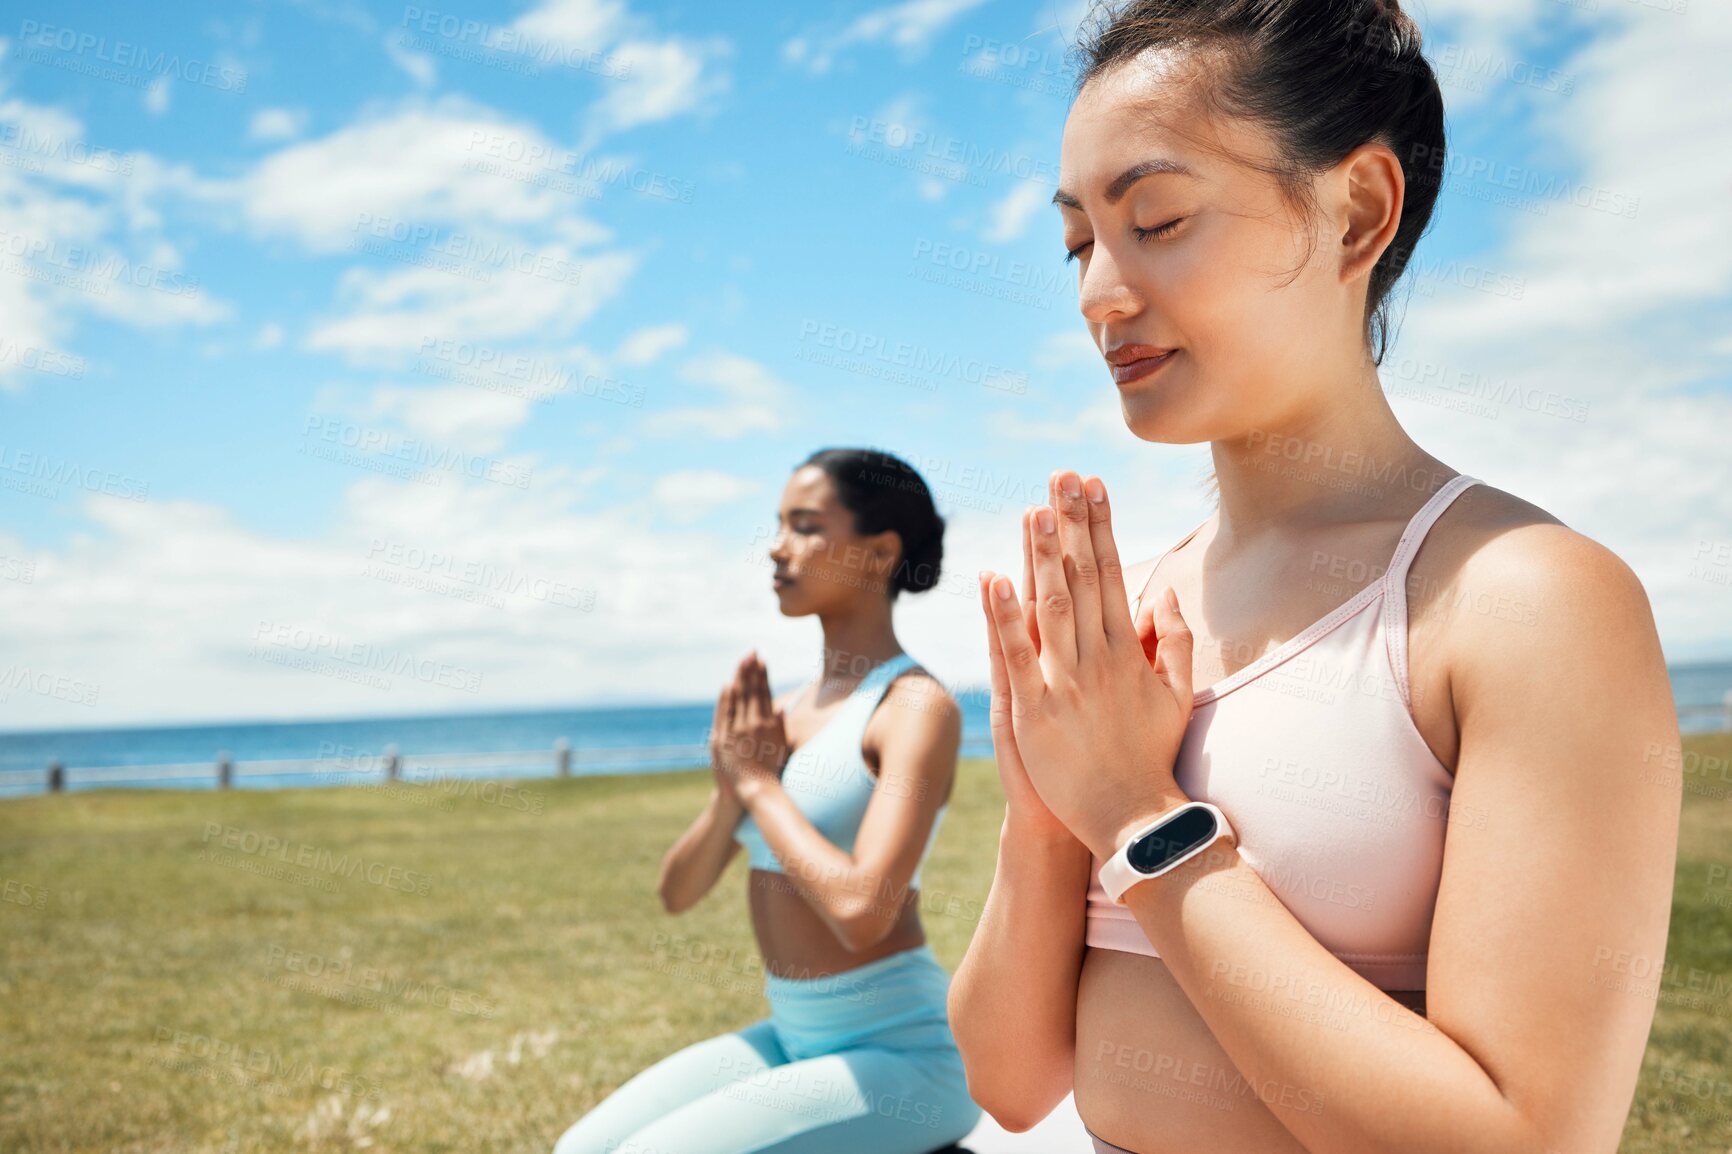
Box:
[1052,158,1198,209]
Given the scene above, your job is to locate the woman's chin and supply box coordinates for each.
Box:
[1122,396,1215,445]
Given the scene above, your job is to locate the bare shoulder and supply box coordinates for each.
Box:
[876,667,962,737]
[1414,480,1663,687]
[866,667,961,800]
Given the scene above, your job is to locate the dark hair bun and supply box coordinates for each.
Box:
[798,447,946,600]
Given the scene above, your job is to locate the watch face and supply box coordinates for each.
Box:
[1127,806,1218,874]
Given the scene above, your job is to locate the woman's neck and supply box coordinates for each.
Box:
[1208,379,1449,541]
[812,604,903,693]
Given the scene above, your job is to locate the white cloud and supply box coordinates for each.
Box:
[487,0,626,53]
[384,32,438,86]
[983,179,1049,243]
[985,392,1124,443]
[650,469,760,523]
[474,0,729,142]
[615,323,688,366]
[305,246,637,364]
[586,36,729,137]
[248,107,308,142]
[1034,329,1098,370]
[144,76,172,115]
[255,322,285,349]
[205,99,644,369]
[642,353,793,439]
[680,352,788,404]
[787,0,989,74]
[1400,4,1732,368]
[850,92,924,148]
[848,0,990,51]
[0,473,682,727]
[0,95,229,388]
[231,100,611,251]
[360,383,534,454]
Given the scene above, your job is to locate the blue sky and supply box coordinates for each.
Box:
[0,0,1728,730]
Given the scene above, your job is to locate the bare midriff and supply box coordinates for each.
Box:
[748,868,928,980]
[1075,948,1427,1152]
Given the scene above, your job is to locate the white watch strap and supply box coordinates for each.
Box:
[1098,802,1234,904]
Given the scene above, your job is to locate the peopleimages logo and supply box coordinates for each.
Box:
[0,664,100,707]
[362,539,595,610]
[199,823,434,895]
[249,620,486,694]
[0,227,201,297]
[846,117,1060,184]
[299,417,533,489]
[17,20,248,92]
[265,944,499,1018]
[0,447,148,501]
[0,123,133,174]
[350,213,584,284]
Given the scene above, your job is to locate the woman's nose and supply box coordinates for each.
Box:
[1078,245,1141,326]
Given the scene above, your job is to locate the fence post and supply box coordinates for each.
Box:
[217,752,233,790]
[48,760,64,793]
[384,743,401,782]
[555,738,571,778]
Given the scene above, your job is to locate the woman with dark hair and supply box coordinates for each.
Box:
[949,2,1679,1153]
[552,447,981,1152]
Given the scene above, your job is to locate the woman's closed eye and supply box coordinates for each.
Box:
[1133,217,1185,243]
[1063,217,1186,264]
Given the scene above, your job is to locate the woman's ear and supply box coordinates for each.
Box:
[1336,141,1404,286]
[864,528,903,585]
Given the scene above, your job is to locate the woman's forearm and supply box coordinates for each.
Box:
[656,785,745,913]
[948,811,1094,1132]
[1117,839,1539,1154]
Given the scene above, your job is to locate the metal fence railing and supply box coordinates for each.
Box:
[0,739,698,795]
[0,734,1004,796]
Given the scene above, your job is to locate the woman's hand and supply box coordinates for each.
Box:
[979,470,1196,861]
[975,505,1074,841]
[711,651,791,802]
[707,672,743,810]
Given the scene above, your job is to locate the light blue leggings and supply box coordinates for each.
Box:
[552,943,982,1154]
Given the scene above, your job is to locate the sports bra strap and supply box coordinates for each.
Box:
[840,652,919,719]
[864,651,917,695]
[1382,473,1482,710]
[1381,473,1482,597]
[1131,517,1209,615]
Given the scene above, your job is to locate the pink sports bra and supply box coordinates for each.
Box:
[1084,473,1482,991]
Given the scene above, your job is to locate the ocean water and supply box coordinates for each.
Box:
[0,693,998,797]
[1670,660,1732,733]
[0,662,1725,798]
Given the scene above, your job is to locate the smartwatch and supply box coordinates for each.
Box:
[1097,801,1235,904]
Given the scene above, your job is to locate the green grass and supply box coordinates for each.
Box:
[1,736,1728,1153]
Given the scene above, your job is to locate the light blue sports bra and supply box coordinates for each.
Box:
[733,652,948,891]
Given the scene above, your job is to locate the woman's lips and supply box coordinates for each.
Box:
[1109,348,1177,385]
[772,574,796,590]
